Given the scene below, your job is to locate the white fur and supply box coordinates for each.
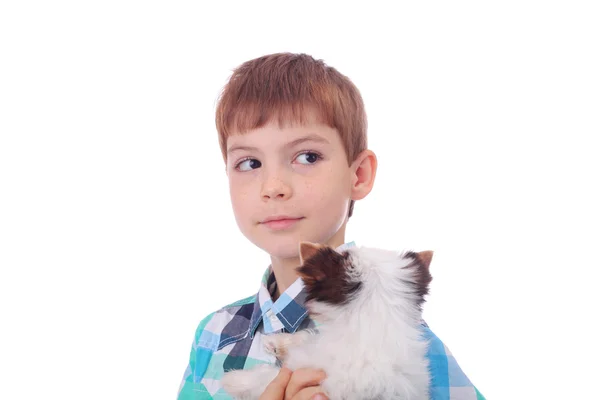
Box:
[222,246,431,399]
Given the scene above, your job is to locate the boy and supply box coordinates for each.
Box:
[178,53,485,400]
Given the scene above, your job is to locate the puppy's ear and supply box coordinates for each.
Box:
[299,242,326,264]
[414,250,433,269]
[297,242,332,284]
[404,250,434,306]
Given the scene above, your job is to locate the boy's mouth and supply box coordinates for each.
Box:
[260,216,304,230]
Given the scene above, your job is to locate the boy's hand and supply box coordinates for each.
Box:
[259,367,328,400]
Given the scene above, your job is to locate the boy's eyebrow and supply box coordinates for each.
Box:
[227,134,330,155]
[286,134,330,148]
[227,144,258,155]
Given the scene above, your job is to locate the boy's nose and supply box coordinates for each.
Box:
[261,176,292,201]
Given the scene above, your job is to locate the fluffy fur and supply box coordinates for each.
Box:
[221,243,434,400]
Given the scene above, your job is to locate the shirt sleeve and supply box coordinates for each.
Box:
[177,313,217,400]
[422,323,486,400]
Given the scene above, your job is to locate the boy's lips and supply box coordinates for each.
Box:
[260,216,304,230]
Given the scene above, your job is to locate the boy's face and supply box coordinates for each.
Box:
[226,116,354,261]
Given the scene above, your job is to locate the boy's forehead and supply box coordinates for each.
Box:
[228,105,326,135]
[226,119,337,150]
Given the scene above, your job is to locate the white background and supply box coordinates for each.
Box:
[1,1,598,399]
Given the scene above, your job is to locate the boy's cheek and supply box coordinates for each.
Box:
[228,179,254,198]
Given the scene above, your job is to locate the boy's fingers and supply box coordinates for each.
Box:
[290,386,328,400]
[259,367,293,400]
[284,368,327,400]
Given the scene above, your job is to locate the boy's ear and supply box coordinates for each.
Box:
[350,149,378,201]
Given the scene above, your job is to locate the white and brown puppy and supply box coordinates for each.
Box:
[222,243,433,400]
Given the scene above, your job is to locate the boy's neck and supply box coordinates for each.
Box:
[269,255,304,299]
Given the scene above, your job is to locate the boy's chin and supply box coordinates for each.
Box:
[257,239,305,261]
[263,245,302,261]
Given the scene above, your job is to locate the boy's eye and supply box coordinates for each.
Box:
[295,152,321,165]
[236,158,261,171]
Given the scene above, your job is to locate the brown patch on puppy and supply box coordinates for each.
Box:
[296,244,362,305]
[404,250,434,307]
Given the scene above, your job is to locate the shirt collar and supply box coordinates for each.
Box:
[249,241,356,338]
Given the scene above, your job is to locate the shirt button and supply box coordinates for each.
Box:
[265,310,276,322]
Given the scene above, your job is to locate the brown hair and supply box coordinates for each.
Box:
[215,52,367,217]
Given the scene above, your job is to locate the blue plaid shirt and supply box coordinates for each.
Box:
[177,242,485,399]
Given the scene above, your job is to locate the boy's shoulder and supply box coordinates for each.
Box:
[191,294,258,352]
[220,294,256,309]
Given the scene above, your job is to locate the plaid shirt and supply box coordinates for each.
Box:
[177,243,485,399]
